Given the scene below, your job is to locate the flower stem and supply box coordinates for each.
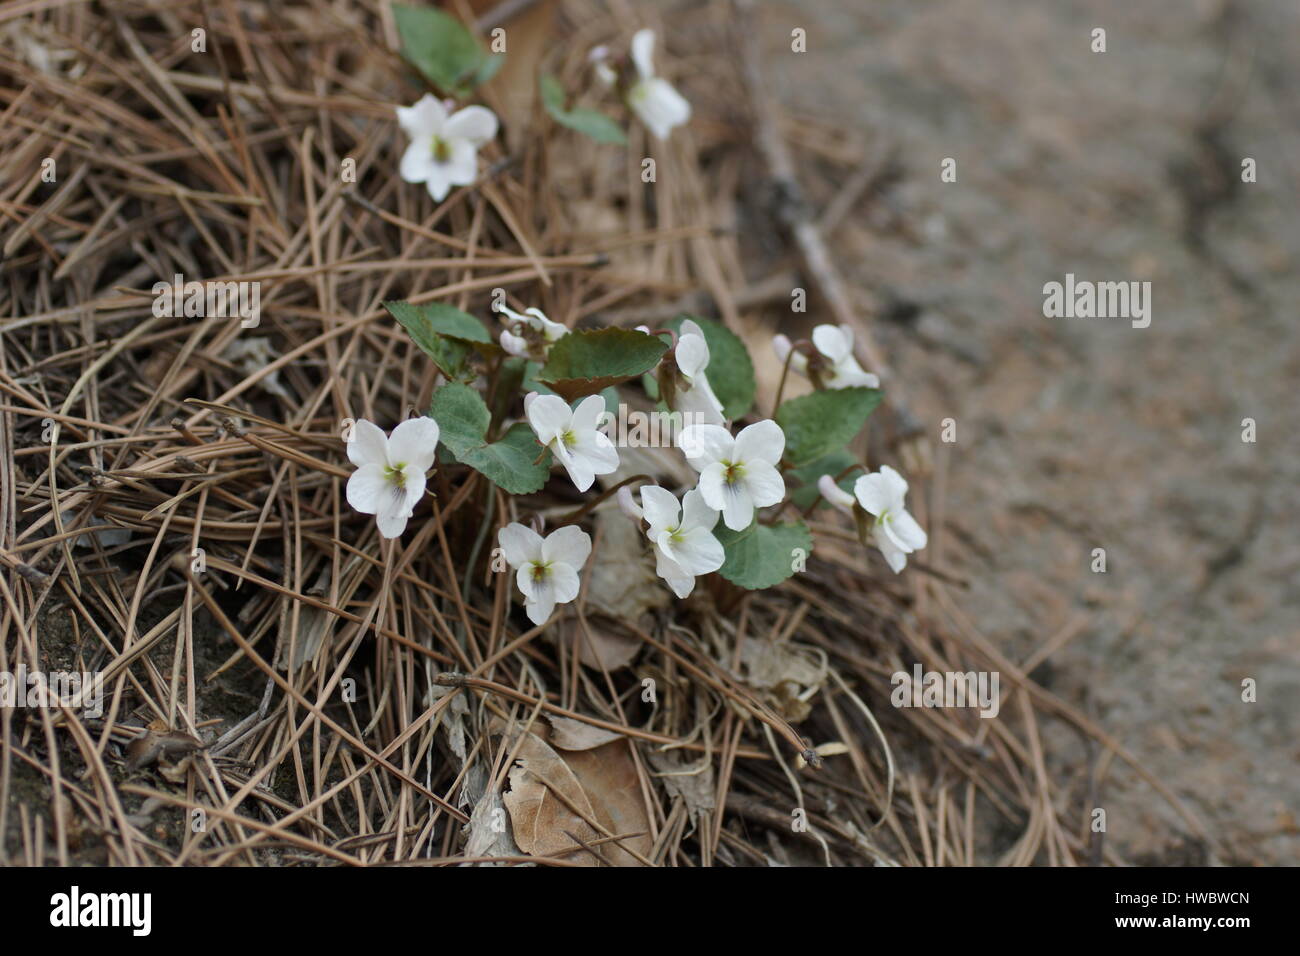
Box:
[554,474,652,525]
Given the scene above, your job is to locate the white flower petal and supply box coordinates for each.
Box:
[772,334,793,365]
[630,28,656,79]
[553,440,594,492]
[547,562,582,606]
[387,416,440,472]
[516,563,540,602]
[537,316,568,342]
[743,460,785,508]
[442,105,499,147]
[374,483,414,537]
[499,522,544,567]
[733,419,785,465]
[655,550,696,599]
[676,323,710,379]
[879,464,909,504]
[572,430,620,479]
[346,462,389,513]
[829,361,880,389]
[440,138,479,187]
[396,94,446,138]
[677,423,732,465]
[500,329,529,357]
[526,393,571,445]
[639,485,681,534]
[875,531,909,573]
[617,486,644,521]
[542,525,592,569]
[680,487,719,532]
[674,376,726,425]
[812,324,852,363]
[399,470,427,517]
[570,394,607,433]
[852,473,891,516]
[424,164,454,202]
[399,140,436,184]
[630,77,690,141]
[695,461,730,513]
[524,579,557,625]
[669,526,724,575]
[347,419,388,468]
[817,474,856,511]
[887,508,928,553]
[719,483,754,531]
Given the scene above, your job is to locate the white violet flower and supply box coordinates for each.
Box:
[773,324,880,389]
[397,94,499,202]
[346,417,441,539]
[525,393,620,492]
[496,304,567,361]
[625,29,691,141]
[819,466,927,573]
[498,523,592,625]
[636,485,725,598]
[671,319,726,424]
[677,420,785,531]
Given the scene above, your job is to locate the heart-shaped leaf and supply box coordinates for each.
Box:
[776,386,882,466]
[386,300,498,382]
[715,521,813,590]
[431,383,551,494]
[540,74,627,145]
[537,327,667,401]
[393,5,502,97]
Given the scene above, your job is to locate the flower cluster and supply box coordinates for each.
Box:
[346,290,928,627]
[357,22,927,628]
[774,324,880,390]
[592,29,692,141]
[396,27,694,205]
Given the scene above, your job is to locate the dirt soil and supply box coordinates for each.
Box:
[761,0,1299,863]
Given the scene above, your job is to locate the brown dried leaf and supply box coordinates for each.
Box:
[739,636,828,722]
[499,725,652,866]
[545,714,623,751]
[501,730,601,862]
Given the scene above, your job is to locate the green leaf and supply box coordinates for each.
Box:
[539,74,627,144]
[522,360,555,396]
[393,4,498,96]
[385,300,497,382]
[491,356,528,425]
[537,327,667,401]
[430,383,551,494]
[474,52,505,87]
[665,315,756,420]
[787,449,859,510]
[715,521,813,590]
[600,385,621,416]
[776,387,882,466]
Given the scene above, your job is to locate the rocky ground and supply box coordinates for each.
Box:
[763,0,1299,864]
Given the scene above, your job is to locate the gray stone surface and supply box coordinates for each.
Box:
[765,0,1299,863]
